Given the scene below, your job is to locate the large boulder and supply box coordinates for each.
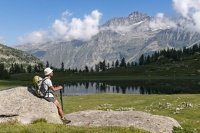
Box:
[0,87,62,124]
[65,110,181,133]
[0,87,182,133]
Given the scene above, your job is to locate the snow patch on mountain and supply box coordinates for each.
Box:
[14,12,200,69]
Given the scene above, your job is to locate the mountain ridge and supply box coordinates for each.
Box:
[0,43,42,68]
[14,11,200,69]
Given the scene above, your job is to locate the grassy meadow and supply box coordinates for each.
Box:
[60,94,200,131]
[0,122,148,133]
[1,54,200,132]
[0,80,30,91]
[0,92,200,132]
[1,93,200,132]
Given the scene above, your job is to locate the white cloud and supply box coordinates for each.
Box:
[52,19,68,36]
[101,13,177,33]
[18,30,48,44]
[52,10,102,41]
[149,13,177,30]
[100,20,145,33]
[101,25,133,33]
[114,25,133,33]
[173,0,200,32]
[62,10,72,19]
[19,10,102,44]
[0,36,5,44]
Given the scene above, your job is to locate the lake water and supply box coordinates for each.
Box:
[55,80,200,96]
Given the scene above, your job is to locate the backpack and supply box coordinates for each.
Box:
[33,76,48,97]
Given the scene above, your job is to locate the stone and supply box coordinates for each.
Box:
[0,87,62,124]
[65,110,181,133]
[0,87,182,133]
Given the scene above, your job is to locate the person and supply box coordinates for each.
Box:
[43,67,71,124]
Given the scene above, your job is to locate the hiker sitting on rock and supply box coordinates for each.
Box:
[43,67,71,124]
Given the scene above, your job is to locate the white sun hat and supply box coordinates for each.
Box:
[44,67,53,75]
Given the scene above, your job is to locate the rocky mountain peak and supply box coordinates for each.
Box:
[128,11,149,20]
[14,12,200,69]
[102,11,151,28]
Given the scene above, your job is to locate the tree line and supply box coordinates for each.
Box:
[0,43,200,79]
[0,63,44,79]
[138,43,200,65]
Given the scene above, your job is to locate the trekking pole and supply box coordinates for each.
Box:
[60,86,64,111]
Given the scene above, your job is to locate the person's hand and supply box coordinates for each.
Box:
[58,86,63,90]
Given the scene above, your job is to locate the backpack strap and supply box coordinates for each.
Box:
[42,77,50,97]
[42,77,54,97]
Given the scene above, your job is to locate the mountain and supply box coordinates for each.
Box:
[14,12,200,69]
[0,43,42,68]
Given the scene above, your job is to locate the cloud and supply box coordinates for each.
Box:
[149,13,177,30]
[149,0,200,32]
[52,19,68,36]
[52,10,102,41]
[18,30,48,44]
[173,0,200,32]
[0,36,5,44]
[19,10,102,44]
[100,13,177,33]
[101,24,134,33]
[62,10,72,19]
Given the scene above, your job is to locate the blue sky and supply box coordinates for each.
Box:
[0,0,195,46]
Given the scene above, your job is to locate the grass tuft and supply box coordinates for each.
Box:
[31,118,47,124]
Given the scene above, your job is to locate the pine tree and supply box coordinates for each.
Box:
[131,61,134,67]
[27,65,32,73]
[120,57,126,67]
[95,64,100,72]
[90,67,94,72]
[20,64,25,73]
[0,64,4,78]
[37,63,44,72]
[115,60,119,67]
[61,62,64,71]
[34,65,39,73]
[107,63,110,69]
[146,55,151,64]
[85,65,89,72]
[99,60,106,71]
[139,54,144,65]
[46,61,49,68]
[112,61,115,68]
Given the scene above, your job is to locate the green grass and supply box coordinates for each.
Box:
[0,80,30,91]
[60,94,200,131]
[0,122,148,133]
[1,54,200,132]
[6,53,200,87]
[0,94,199,132]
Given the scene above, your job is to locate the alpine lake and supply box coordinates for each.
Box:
[1,78,200,95]
[53,79,200,96]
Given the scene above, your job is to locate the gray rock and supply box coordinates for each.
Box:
[65,110,181,133]
[0,87,182,133]
[0,87,62,124]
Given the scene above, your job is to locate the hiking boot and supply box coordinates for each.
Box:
[61,117,71,124]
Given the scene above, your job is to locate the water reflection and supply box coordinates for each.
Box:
[58,82,142,96]
[55,80,200,96]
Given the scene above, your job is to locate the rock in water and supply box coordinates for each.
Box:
[0,87,62,124]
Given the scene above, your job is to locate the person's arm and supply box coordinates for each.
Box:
[49,85,62,92]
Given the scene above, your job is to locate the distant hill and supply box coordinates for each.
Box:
[15,12,200,69]
[0,43,42,68]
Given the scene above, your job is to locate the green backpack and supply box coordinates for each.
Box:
[33,76,48,97]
